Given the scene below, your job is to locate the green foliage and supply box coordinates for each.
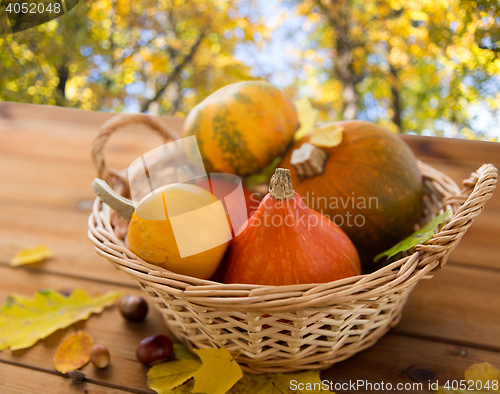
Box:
[374,210,450,263]
[0,0,265,114]
[287,0,500,140]
[1,0,498,140]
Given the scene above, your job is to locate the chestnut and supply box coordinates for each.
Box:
[136,335,173,366]
[119,295,148,322]
[90,344,110,369]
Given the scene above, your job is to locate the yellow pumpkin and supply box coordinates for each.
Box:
[127,183,230,279]
[181,81,299,176]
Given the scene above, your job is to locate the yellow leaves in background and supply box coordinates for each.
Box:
[10,245,53,266]
[53,331,93,374]
[309,124,344,148]
[0,289,121,351]
[293,97,319,141]
[148,359,202,393]
[192,348,243,394]
[147,344,325,394]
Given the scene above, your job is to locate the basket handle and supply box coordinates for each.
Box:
[417,163,498,268]
[91,113,180,196]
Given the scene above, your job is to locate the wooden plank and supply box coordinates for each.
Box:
[0,363,145,394]
[0,115,181,168]
[0,266,170,393]
[0,101,184,130]
[402,134,500,168]
[449,209,500,269]
[0,118,182,209]
[322,333,500,394]
[394,264,500,350]
[0,200,135,285]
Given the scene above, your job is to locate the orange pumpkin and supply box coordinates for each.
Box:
[278,121,423,268]
[223,168,361,285]
[127,183,229,279]
[181,81,299,176]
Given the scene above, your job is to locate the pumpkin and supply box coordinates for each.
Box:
[127,183,229,279]
[278,120,423,268]
[181,81,299,176]
[223,168,361,285]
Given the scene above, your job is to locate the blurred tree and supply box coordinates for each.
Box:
[288,0,500,139]
[0,0,265,114]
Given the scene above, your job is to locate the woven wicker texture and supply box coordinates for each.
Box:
[88,114,497,373]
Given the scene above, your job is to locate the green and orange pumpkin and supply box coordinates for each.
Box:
[279,120,423,268]
[182,81,299,176]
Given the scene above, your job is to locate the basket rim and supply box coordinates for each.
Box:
[88,160,498,312]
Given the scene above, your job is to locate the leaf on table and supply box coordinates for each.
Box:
[53,330,93,374]
[434,361,500,394]
[148,359,202,394]
[169,378,195,394]
[230,370,325,394]
[293,97,319,141]
[0,288,122,351]
[173,343,197,361]
[309,123,344,148]
[10,245,54,266]
[244,156,281,188]
[464,362,500,393]
[192,348,243,394]
[374,210,451,263]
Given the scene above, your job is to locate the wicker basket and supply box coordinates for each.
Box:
[88,114,497,373]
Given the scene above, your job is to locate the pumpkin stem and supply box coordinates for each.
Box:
[269,168,295,200]
[92,178,137,222]
[291,143,328,180]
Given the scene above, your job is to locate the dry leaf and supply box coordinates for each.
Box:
[192,348,243,394]
[309,123,344,148]
[293,97,319,141]
[464,362,500,393]
[0,289,122,351]
[10,245,54,266]
[54,331,93,374]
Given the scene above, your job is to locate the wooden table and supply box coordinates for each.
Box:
[0,102,499,394]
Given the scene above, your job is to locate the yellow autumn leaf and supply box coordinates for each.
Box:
[192,348,243,394]
[147,344,327,394]
[10,245,54,266]
[293,97,319,141]
[434,361,500,393]
[464,362,500,393]
[0,289,122,351]
[309,124,344,148]
[173,343,197,361]
[54,331,93,374]
[148,359,202,394]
